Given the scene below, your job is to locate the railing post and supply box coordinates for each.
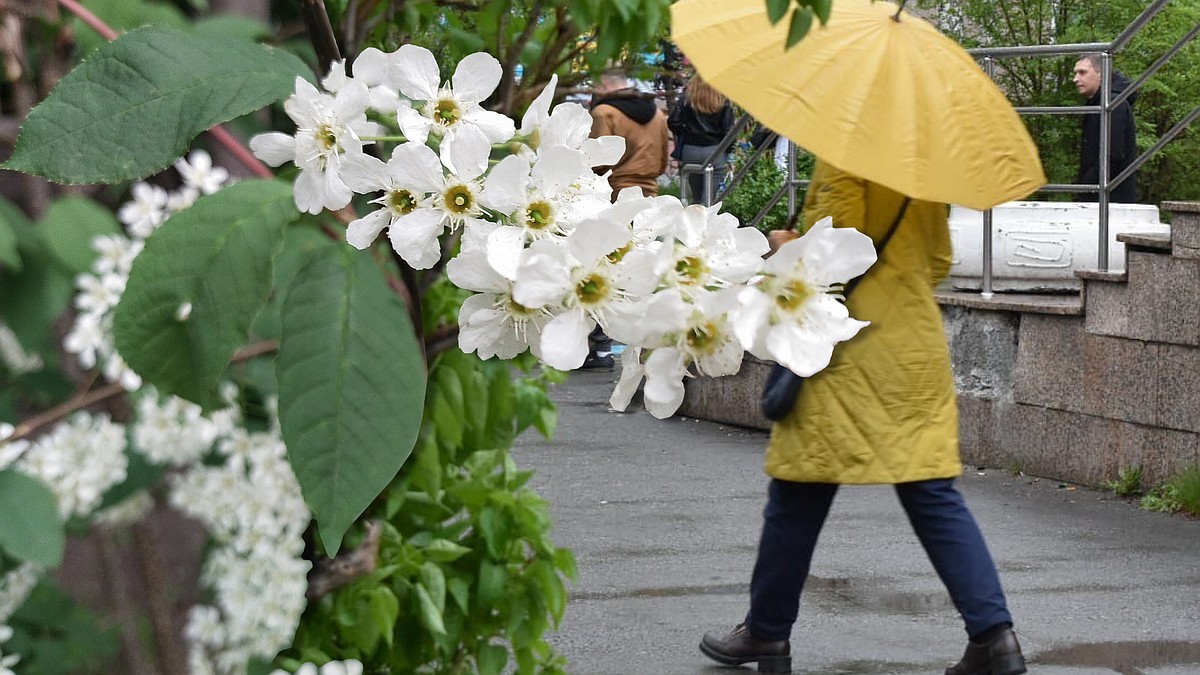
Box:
[703,165,714,206]
[981,57,997,298]
[1099,52,1113,271]
[786,140,797,223]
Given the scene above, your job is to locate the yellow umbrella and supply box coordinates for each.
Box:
[670,0,1046,210]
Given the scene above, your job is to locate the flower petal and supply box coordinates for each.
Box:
[513,249,572,308]
[608,347,644,412]
[642,348,688,419]
[389,142,445,193]
[463,108,517,144]
[519,74,558,135]
[482,155,531,214]
[387,209,446,270]
[441,124,491,179]
[567,218,630,268]
[581,135,626,167]
[486,226,526,281]
[451,52,503,103]
[249,132,295,167]
[538,309,593,370]
[392,44,441,101]
[346,209,391,250]
[340,153,389,194]
[447,249,509,293]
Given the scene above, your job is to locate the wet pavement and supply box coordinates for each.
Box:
[512,371,1200,675]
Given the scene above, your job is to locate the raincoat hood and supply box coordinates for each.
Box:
[593,89,660,125]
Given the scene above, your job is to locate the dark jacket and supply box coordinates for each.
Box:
[1079,71,1138,203]
[668,97,735,149]
[589,89,669,199]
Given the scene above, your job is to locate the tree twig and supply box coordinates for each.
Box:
[297,0,341,77]
[2,340,280,447]
[305,519,383,599]
[425,324,460,360]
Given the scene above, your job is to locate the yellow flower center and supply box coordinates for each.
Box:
[685,320,721,354]
[386,189,419,215]
[525,201,554,230]
[443,185,475,215]
[774,278,813,312]
[315,123,338,151]
[505,296,537,317]
[435,99,462,126]
[674,255,709,286]
[606,242,633,264]
[575,273,610,306]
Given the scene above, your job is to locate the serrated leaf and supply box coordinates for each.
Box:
[766,0,791,24]
[425,538,471,562]
[41,196,122,274]
[0,470,65,567]
[277,246,426,556]
[6,26,308,184]
[786,8,815,49]
[113,180,294,409]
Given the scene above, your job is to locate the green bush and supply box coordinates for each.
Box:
[1141,465,1200,517]
[719,144,814,233]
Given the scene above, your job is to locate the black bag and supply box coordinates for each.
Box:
[760,198,911,421]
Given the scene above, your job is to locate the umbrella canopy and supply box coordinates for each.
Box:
[670,0,1046,210]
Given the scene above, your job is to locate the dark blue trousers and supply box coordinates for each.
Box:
[745,478,1013,641]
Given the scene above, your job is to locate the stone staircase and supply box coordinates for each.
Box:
[679,202,1200,488]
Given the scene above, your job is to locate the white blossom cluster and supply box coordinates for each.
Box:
[0,624,19,675]
[170,424,311,675]
[12,412,128,520]
[63,151,232,391]
[0,563,39,625]
[133,386,237,466]
[270,659,364,675]
[251,47,880,418]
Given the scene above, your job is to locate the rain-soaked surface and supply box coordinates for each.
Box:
[514,373,1200,674]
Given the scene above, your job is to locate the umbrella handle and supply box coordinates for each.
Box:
[892,0,907,21]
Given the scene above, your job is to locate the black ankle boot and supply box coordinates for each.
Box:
[945,626,1027,675]
[699,623,791,673]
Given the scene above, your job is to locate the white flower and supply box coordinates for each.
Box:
[250,77,378,214]
[0,623,19,675]
[390,46,515,170]
[732,216,877,376]
[63,312,105,369]
[132,391,221,467]
[659,204,768,294]
[14,412,128,519]
[0,322,42,375]
[610,289,745,419]
[166,185,200,214]
[447,249,549,360]
[175,150,229,195]
[512,218,658,370]
[483,145,609,251]
[91,235,139,275]
[339,142,447,269]
[74,272,124,314]
[117,183,168,237]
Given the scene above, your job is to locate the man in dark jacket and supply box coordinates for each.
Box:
[1074,54,1138,203]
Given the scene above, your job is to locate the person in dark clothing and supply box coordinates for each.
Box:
[668,73,735,204]
[1074,54,1138,203]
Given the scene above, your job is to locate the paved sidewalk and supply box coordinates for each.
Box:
[513,371,1200,675]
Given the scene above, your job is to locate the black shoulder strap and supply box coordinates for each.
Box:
[842,196,911,299]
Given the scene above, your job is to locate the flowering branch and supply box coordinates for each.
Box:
[2,340,279,447]
[297,0,341,78]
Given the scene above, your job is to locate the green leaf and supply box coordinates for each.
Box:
[419,562,446,614]
[424,538,471,562]
[0,206,73,360]
[41,196,122,274]
[0,470,65,567]
[811,0,833,24]
[477,644,508,675]
[414,583,446,635]
[766,0,791,24]
[6,26,309,184]
[446,577,470,613]
[786,7,815,49]
[277,246,427,556]
[364,587,399,648]
[0,202,19,272]
[112,180,294,409]
[477,560,505,606]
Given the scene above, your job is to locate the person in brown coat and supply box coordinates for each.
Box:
[581,69,670,369]
[589,68,670,201]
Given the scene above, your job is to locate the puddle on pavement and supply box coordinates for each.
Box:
[807,576,953,615]
[571,582,745,601]
[1032,640,1200,674]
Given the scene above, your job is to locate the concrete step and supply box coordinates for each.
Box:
[1014,314,1200,434]
[935,289,1083,316]
[1074,268,1127,283]
[678,355,771,431]
[1083,248,1200,346]
[1117,231,1171,252]
[1162,200,1200,260]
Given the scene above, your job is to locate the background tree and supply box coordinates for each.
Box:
[916,0,1200,204]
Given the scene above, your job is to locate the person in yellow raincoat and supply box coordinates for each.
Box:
[700,161,1027,675]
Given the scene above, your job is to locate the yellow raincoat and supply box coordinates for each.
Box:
[765,161,961,484]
